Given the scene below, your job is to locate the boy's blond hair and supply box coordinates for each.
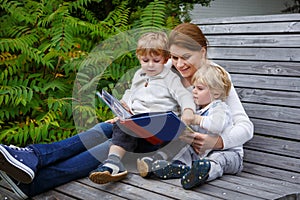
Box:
[136,32,170,59]
[192,64,231,101]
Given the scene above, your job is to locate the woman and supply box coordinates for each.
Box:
[137,23,253,189]
[0,23,253,198]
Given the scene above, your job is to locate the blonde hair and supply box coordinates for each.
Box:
[192,64,231,101]
[136,31,170,59]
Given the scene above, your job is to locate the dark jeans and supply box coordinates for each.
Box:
[18,122,163,197]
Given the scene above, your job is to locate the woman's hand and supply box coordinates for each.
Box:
[180,131,223,154]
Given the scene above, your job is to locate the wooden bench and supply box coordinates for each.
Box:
[1,13,300,200]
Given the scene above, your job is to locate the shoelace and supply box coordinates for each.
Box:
[8,145,33,152]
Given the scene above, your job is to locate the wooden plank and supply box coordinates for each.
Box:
[231,74,300,91]
[251,118,300,140]
[239,173,300,193]
[0,188,21,200]
[54,181,125,200]
[206,35,300,47]
[222,174,300,196]
[236,88,300,108]
[244,135,300,158]
[192,13,300,25]
[217,60,300,76]
[78,177,175,200]
[120,173,220,200]
[209,178,281,200]
[161,178,264,200]
[199,22,300,34]
[33,191,76,200]
[244,149,300,173]
[208,47,300,61]
[243,103,300,124]
[242,163,300,184]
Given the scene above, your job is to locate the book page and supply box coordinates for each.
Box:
[96,90,132,120]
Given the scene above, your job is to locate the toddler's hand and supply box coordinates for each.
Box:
[181,109,194,125]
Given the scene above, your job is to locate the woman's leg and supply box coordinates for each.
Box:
[0,122,113,184]
[17,140,112,197]
[32,122,113,168]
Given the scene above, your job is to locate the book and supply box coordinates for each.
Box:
[96,89,193,145]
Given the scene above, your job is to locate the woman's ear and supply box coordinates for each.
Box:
[213,92,221,100]
[200,47,207,58]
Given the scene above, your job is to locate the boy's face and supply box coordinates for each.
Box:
[192,81,212,107]
[139,54,166,76]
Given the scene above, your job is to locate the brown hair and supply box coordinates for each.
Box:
[169,23,208,52]
[136,31,170,59]
[192,64,231,101]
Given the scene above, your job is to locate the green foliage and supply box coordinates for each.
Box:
[0,0,212,146]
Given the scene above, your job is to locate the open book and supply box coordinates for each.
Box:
[96,89,193,145]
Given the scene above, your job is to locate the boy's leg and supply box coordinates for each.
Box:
[89,125,136,184]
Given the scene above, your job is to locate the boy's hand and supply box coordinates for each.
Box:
[120,100,133,114]
[181,109,194,125]
[105,117,119,124]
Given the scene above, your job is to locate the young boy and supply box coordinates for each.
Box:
[148,64,236,189]
[88,31,196,184]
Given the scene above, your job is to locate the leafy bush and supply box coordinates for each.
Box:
[0,0,211,145]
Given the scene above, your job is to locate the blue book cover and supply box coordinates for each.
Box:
[97,90,192,145]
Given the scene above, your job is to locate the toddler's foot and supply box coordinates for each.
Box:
[181,159,211,189]
[152,160,190,179]
[137,152,167,178]
[0,144,38,183]
[89,156,127,184]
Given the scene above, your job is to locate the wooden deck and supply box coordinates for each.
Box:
[1,13,300,200]
[1,163,300,200]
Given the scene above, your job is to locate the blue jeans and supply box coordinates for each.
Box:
[18,122,113,197]
[18,122,162,197]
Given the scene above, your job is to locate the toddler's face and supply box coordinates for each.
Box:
[139,54,166,76]
[192,82,212,107]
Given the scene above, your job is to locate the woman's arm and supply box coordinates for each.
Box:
[222,85,254,149]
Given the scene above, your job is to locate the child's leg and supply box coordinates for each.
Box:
[206,150,243,181]
[181,150,243,190]
[89,124,137,184]
[137,139,188,178]
[89,145,128,184]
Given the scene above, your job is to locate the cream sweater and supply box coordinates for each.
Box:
[121,67,196,115]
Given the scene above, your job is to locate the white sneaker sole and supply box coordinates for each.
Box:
[0,146,34,183]
[0,171,28,199]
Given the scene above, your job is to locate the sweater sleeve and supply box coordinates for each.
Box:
[167,72,196,113]
[222,84,254,149]
[201,101,231,135]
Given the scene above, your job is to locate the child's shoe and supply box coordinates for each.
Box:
[0,144,38,183]
[89,157,128,184]
[181,159,211,189]
[0,171,28,199]
[152,160,190,179]
[137,152,167,178]
[136,156,155,178]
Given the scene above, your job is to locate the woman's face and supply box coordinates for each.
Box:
[169,44,205,81]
